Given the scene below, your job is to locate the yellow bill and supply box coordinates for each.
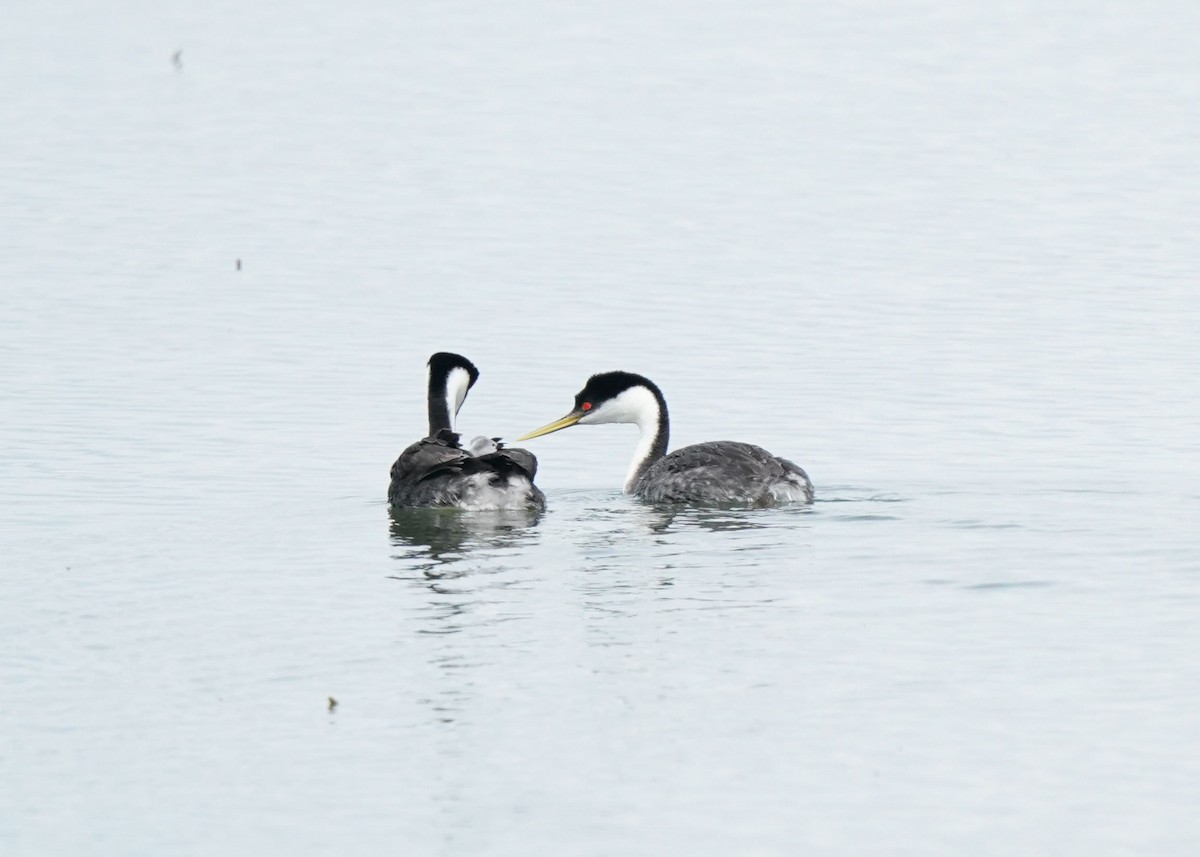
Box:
[517,410,584,441]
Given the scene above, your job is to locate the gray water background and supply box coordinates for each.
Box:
[2,1,1199,854]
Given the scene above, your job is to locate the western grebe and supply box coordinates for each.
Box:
[518,371,813,505]
[388,353,545,510]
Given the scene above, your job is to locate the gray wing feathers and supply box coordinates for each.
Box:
[388,436,470,506]
[497,447,539,481]
[389,434,545,510]
[635,441,813,505]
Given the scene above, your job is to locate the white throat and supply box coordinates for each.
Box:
[443,366,472,431]
[582,385,664,492]
[625,421,660,492]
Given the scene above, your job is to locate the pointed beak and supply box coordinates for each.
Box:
[517,409,585,441]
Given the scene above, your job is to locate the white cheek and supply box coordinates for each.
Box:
[585,386,659,427]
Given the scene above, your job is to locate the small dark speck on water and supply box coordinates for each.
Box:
[328,696,338,711]
[235,259,241,271]
[172,50,182,70]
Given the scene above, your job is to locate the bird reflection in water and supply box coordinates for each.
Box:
[388,505,543,582]
[387,506,544,734]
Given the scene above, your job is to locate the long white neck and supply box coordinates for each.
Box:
[428,365,473,435]
[587,385,670,493]
[625,413,666,492]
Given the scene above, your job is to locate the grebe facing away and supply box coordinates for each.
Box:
[519,371,812,506]
[388,353,545,511]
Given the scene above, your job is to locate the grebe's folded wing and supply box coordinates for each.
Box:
[489,446,539,481]
[638,441,809,504]
[390,431,468,485]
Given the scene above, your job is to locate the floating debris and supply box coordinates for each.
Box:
[327,696,338,711]
[172,50,182,70]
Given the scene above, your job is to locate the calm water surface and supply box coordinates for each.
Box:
[2,1,1199,854]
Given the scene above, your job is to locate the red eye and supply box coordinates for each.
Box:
[582,402,592,411]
